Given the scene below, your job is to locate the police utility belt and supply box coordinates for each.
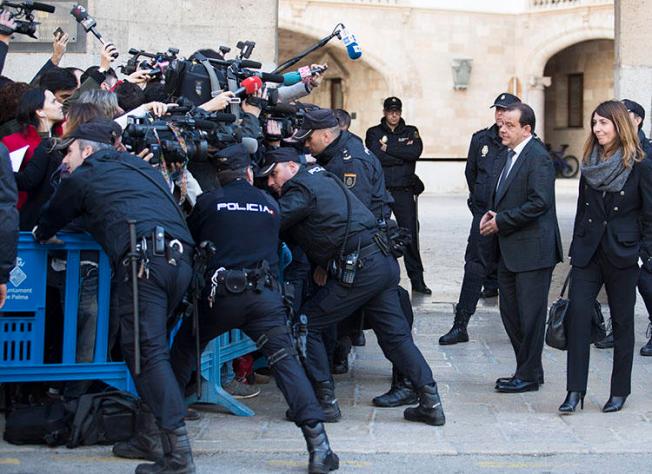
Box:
[207,261,276,307]
[329,232,391,287]
[121,226,185,280]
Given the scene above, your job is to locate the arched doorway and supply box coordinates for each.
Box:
[543,39,615,160]
[278,28,389,137]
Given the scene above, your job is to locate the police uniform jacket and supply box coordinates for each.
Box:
[316,130,392,220]
[570,158,652,269]
[0,143,18,284]
[465,124,505,214]
[365,118,423,189]
[35,149,194,267]
[639,129,652,159]
[278,165,377,267]
[187,178,280,271]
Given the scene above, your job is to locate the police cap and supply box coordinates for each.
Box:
[490,93,521,109]
[383,96,402,111]
[212,143,251,171]
[622,99,645,122]
[294,108,339,141]
[54,119,122,150]
[257,146,304,177]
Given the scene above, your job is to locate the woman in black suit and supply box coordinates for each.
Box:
[562,100,652,413]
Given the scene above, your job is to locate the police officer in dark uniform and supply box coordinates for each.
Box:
[297,108,418,407]
[33,120,196,474]
[261,146,445,427]
[365,97,430,294]
[439,93,521,346]
[170,145,339,474]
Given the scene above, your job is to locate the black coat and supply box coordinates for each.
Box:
[490,137,563,273]
[465,124,505,214]
[0,143,18,284]
[365,118,423,189]
[570,158,652,269]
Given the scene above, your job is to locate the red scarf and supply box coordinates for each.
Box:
[2,125,43,209]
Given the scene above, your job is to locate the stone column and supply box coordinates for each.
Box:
[615,0,652,135]
[527,75,551,141]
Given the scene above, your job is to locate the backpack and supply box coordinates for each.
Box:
[3,400,76,446]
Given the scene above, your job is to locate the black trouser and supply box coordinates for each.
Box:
[457,213,498,315]
[389,187,424,281]
[567,250,638,396]
[497,258,553,382]
[301,251,434,389]
[170,285,325,426]
[637,266,652,324]
[115,251,193,432]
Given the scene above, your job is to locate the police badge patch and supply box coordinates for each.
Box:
[343,173,357,188]
[481,145,489,157]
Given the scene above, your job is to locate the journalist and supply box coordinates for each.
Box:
[561,101,652,414]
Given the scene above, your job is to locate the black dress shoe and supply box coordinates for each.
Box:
[559,391,585,413]
[602,395,627,413]
[594,333,614,349]
[480,288,498,298]
[411,278,432,295]
[495,374,543,389]
[351,330,366,347]
[641,337,652,356]
[495,378,539,393]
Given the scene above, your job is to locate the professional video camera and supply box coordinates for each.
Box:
[0,1,55,39]
[120,47,179,81]
[259,103,307,142]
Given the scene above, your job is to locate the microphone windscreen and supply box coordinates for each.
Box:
[346,43,362,60]
[241,137,258,154]
[282,72,302,86]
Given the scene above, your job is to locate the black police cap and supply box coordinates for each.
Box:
[383,96,402,111]
[54,119,122,150]
[622,99,645,122]
[212,143,251,171]
[293,108,339,141]
[257,146,304,177]
[490,92,521,109]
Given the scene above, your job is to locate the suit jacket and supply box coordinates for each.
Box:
[569,158,652,269]
[488,137,563,273]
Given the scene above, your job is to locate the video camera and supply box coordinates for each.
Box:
[120,47,180,81]
[0,1,55,39]
[260,103,306,142]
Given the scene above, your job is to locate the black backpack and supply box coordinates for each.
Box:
[3,400,76,446]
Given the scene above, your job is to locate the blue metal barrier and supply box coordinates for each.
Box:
[0,232,259,417]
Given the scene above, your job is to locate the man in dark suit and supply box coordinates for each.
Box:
[480,103,563,393]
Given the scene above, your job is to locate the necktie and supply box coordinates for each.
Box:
[497,149,516,191]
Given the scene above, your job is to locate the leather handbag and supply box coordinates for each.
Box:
[591,301,608,343]
[546,269,571,350]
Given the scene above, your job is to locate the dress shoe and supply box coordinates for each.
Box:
[439,308,471,345]
[495,377,539,393]
[495,374,544,389]
[602,395,627,413]
[411,276,432,295]
[559,391,585,413]
[640,326,652,356]
[480,288,498,298]
[403,383,446,426]
[594,332,614,349]
[351,330,366,347]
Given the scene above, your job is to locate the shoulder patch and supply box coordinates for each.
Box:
[343,173,357,188]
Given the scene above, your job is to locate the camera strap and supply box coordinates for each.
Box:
[192,53,222,99]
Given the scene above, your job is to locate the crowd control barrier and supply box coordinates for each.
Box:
[0,232,257,416]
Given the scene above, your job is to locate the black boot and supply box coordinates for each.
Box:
[439,308,471,345]
[373,368,418,407]
[113,405,163,462]
[287,380,342,423]
[411,275,432,295]
[301,422,340,474]
[331,338,351,375]
[640,324,652,356]
[135,426,196,474]
[403,383,446,426]
[350,330,366,347]
[559,391,585,413]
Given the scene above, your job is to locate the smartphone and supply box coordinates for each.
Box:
[53,27,64,39]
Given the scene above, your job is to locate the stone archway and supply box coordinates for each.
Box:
[278,26,390,137]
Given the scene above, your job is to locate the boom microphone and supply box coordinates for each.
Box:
[3,1,55,13]
[338,26,362,60]
[282,65,329,86]
[234,76,263,97]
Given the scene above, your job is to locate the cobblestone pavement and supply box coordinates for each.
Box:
[3,181,652,473]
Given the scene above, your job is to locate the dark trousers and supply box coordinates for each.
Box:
[389,187,424,281]
[637,266,652,324]
[170,286,324,426]
[497,258,553,381]
[115,253,193,432]
[567,250,638,396]
[301,251,434,389]
[457,213,498,315]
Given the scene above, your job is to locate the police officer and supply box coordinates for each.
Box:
[33,120,196,474]
[170,145,339,474]
[261,147,445,427]
[297,109,418,407]
[439,92,520,346]
[622,99,652,158]
[365,97,430,294]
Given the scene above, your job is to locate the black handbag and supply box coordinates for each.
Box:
[591,301,608,343]
[546,270,571,350]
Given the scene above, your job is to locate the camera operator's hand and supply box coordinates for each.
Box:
[308,63,327,88]
[313,266,328,287]
[0,11,17,45]
[125,70,151,87]
[200,91,234,113]
[143,101,170,117]
[137,147,154,162]
[99,42,119,72]
[242,88,264,118]
[51,31,70,66]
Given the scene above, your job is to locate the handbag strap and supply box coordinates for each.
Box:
[560,267,572,298]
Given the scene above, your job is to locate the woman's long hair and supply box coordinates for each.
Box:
[15,88,46,132]
[582,100,643,168]
[62,102,103,138]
